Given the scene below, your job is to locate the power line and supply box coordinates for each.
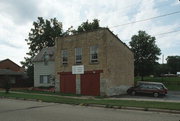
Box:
[110,10,180,28]
[121,29,180,42]
[71,1,173,28]
[155,29,180,36]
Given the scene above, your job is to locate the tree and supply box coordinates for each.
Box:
[129,31,161,80]
[21,17,63,81]
[166,56,180,74]
[70,19,101,34]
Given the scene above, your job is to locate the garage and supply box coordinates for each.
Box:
[60,72,76,94]
[80,71,101,96]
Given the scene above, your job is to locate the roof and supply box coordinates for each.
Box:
[0,58,21,68]
[0,69,25,76]
[32,47,55,62]
[137,81,164,85]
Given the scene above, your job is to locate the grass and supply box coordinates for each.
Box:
[12,89,82,97]
[135,76,180,91]
[0,92,180,111]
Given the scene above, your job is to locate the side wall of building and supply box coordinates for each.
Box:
[105,30,134,96]
[34,61,55,87]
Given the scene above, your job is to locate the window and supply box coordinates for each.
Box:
[90,45,98,63]
[61,50,68,64]
[43,52,49,65]
[75,48,82,64]
[40,75,50,84]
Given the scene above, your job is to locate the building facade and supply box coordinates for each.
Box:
[55,28,134,96]
[33,47,55,87]
[0,59,26,87]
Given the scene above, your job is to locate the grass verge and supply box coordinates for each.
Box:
[0,92,180,111]
[12,89,82,97]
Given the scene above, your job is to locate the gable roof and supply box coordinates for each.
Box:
[32,47,55,62]
[0,59,21,68]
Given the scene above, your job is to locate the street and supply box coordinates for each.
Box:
[0,99,180,121]
[113,91,180,102]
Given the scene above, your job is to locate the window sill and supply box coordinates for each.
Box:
[89,62,99,65]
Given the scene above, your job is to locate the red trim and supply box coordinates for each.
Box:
[84,70,103,74]
[58,72,72,75]
[58,70,103,75]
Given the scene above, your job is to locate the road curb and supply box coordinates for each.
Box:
[1,96,180,114]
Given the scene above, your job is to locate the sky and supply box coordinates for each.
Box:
[0,0,180,66]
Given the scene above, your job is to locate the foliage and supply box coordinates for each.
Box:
[21,17,63,67]
[3,81,11,93]
[166,56,180,74]
[21,17,63,80]
[70,19,101,34]
[153,63,170,76]
[129,31,161,80]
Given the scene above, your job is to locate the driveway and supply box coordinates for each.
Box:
[0,99,179,121]
[112,91,180,102]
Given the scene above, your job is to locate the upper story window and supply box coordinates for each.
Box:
[43,52,49,65]
[61,50,68,64]
[75,48,82,64]
[90,45,98,63]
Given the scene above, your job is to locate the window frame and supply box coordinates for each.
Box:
[61,49,68,65]
[90,45,98,63]
[40,75,50,84]
[75,48,82,64]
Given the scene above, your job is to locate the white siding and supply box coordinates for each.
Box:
[34,61,55,87]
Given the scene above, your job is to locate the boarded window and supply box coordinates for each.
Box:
[40,75,50,84]
[61,50,68,64]
[75,48,82,64]
[90,45,98,63]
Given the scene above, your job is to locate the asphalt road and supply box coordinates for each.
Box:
[112,91,180,102]
[0,99,180,121]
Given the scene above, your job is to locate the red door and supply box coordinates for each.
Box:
[60,73,76,94]
[81,73,100,96]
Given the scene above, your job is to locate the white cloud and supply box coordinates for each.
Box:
[0,0,179,65]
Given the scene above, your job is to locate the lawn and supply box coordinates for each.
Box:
[135,76,180,91]
[12,89,82,97]
[0,92,180,111]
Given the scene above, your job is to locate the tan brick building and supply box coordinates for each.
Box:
[55,28,134,96]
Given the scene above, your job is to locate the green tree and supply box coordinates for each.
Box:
[129,31,161,80]
[166,56,180,74]
[21,17,63,81]
[70,19,101,34]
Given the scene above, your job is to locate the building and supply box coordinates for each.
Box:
[0,59,26,87]
[33,47,55,87]
[55,28,134,96]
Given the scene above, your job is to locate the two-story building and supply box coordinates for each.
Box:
[55,28,134,96]
[33,47,55,87]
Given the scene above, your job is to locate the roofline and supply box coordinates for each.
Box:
[0,58,21,68]
[57,27,107,39]
[105,28,133,54]
[56,27,133,54]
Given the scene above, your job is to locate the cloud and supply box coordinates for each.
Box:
[0,0,179,65]
[0,0,39,24]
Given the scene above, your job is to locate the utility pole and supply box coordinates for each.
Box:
[161,54,164,82]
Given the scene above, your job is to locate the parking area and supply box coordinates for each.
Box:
[112,91,180,102]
